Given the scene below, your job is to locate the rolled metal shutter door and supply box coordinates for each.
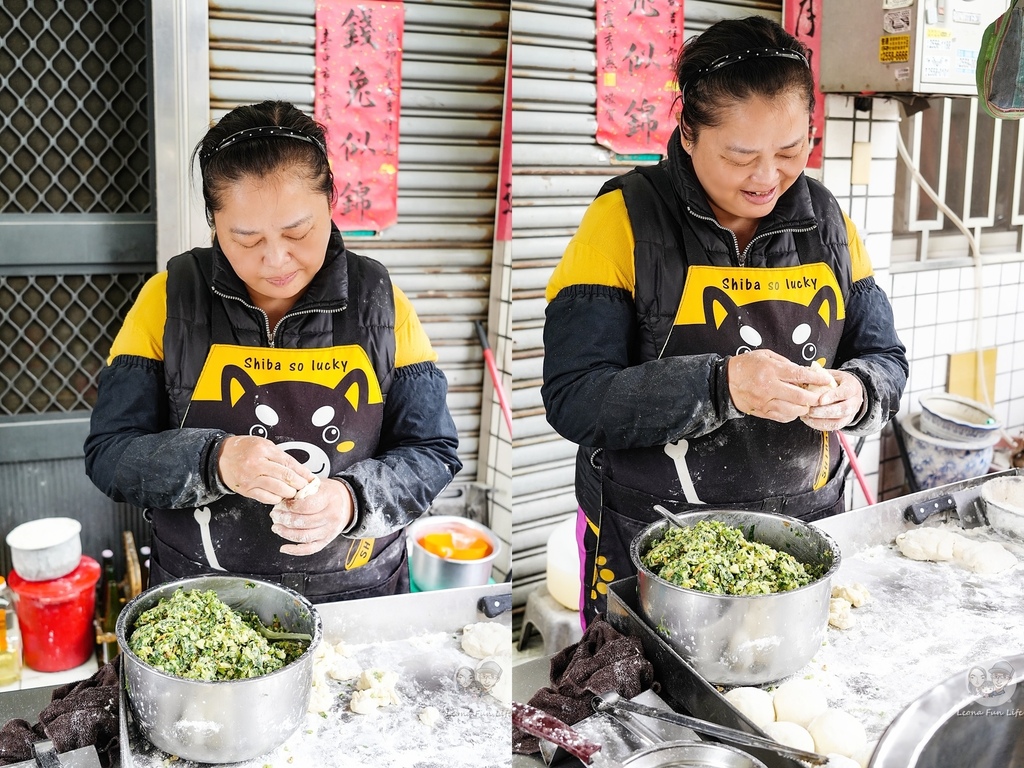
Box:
[509,0,781,608]
[208,0,508,493]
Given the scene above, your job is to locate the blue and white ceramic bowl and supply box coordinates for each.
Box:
[899,412,995,490]
[918,393,1001,443]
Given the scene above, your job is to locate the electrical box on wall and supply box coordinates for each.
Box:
[819,0,1009,97]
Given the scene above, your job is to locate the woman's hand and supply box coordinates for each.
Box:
[269,478,354,556]
[727,350,835,423]
[801,369,865,432]
[217,435,315,504]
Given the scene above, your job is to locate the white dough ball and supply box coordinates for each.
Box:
[808,709,867,758]
[773,678,828,727]
[461,622,512,659]
[826,754,861,768]
[762,721,815,752]
[723,687,776,729]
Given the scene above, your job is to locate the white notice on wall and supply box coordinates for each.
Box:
[883,10,912,34]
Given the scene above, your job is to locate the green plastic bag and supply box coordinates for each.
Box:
[977,0,1024,119]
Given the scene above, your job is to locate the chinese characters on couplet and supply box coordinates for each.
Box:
[315,1,404,231]
[784,0,824,168]
[596,0,684,155]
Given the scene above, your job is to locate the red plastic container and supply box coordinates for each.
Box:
[8,555,101,672]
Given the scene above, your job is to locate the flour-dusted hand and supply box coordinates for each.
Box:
[270,477,354,556]
[727,349,834,423]
[801,368,864,432]
[217,435,315,504]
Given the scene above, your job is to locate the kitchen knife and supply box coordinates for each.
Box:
[904,491,987,529]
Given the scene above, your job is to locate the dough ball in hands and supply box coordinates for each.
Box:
[723,687,776,729]
[808,709,867,758]
[762,721,815,751]
[772,678,828,727]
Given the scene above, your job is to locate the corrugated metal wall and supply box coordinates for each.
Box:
[207,0,509,491]
[509,0,782,608]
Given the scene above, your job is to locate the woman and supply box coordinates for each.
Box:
[85,101,461,603]
[542,17,908,624]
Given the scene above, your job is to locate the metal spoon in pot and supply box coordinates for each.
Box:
[652,505,686,529]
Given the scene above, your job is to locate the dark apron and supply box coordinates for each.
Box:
[580,205,848,624]
[150,343,408,604]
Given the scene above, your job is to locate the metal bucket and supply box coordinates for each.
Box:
[630,512,840,686]
[116,575,322,764]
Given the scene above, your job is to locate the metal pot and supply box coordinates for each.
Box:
[630,512,840,686]
[620,740,768,767]
[116,575,322,764]
[407,515,501,590]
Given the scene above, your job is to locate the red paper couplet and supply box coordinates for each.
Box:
[315,1,405,232]
[595,0,685,156]
[784,0,825,169]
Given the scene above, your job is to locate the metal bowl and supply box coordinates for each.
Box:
[407,515,501,590]
[620,740,768,767]
[871,651,1024,767]
[116,575,322,764]
[631,512,840,686]
[6,517,82,581]
[980,476,1024,539]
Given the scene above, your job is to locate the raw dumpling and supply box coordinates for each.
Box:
[808,709,867,758]
[461,621,512,659]
[773,678,828,727]
[762,721,815,751]
[831,583,870,607]
[828,597,855,630]
[895,528,1016,574]
[723,687,775,729]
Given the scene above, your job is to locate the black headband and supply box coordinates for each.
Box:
[199,125,328,165]
[681,47,810,102]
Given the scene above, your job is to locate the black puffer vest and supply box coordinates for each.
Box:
[163,226,395,427]
[599,132,854,363]
[578,131,855,523]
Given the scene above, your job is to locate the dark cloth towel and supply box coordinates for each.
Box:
[513,617,655,754]
[0,658,120,767]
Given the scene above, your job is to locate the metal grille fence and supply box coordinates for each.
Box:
[1,1,154,420]
[0,273,150,416]
[895,97,1024,259]
[0,0,151,214]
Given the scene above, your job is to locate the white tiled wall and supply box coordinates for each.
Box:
[820,95,1024,507]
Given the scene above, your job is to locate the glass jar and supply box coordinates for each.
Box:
[0,576,22,685]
